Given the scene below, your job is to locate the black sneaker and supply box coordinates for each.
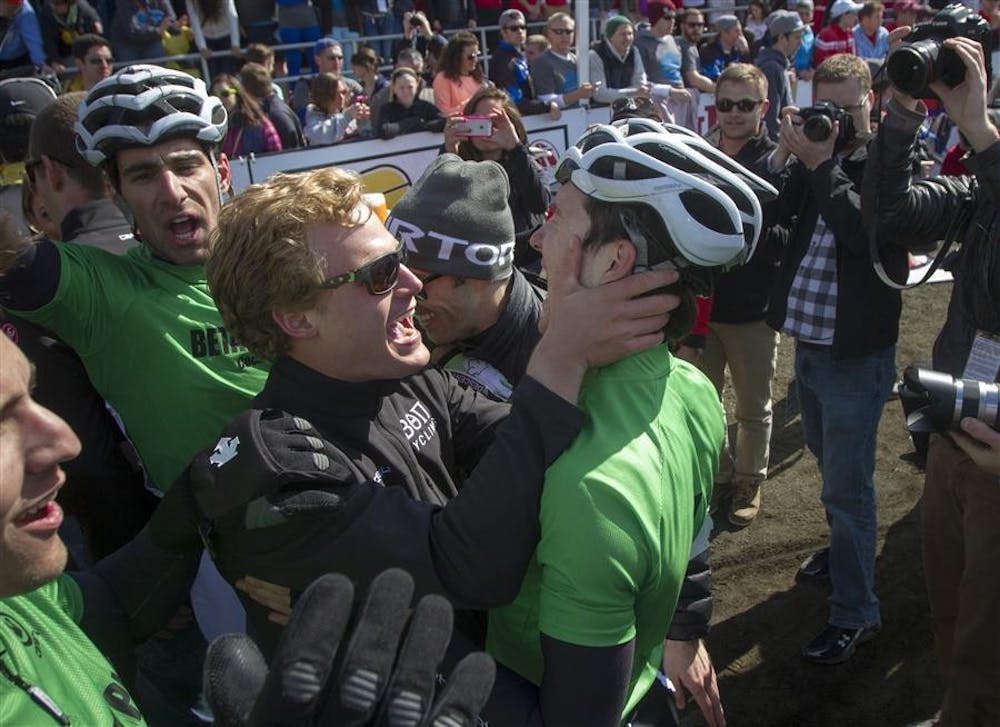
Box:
[801,623,880,665]
[796,547,830,582]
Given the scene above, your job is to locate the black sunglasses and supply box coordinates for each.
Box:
[414,272,444,300]
[504,23,527,30]
[716,97,763,112]
[549,27,573,35]
[320,243,407,295]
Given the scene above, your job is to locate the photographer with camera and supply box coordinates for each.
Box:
[765,52,907,665]
[864,24,1000,723]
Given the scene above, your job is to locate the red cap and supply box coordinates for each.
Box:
[648,0,678,26]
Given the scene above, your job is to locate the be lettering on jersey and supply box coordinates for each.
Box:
[387,219,515,271]
[189,326,259,369]
[399,400,439,452]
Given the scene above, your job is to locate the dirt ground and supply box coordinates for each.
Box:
[663,278,952,727]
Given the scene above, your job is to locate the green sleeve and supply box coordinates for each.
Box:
[22,243,124,357]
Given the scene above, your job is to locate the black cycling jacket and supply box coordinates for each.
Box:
[863,97,1000,379]
[149,356,586,656]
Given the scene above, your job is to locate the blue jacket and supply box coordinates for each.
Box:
[0,0,46,65]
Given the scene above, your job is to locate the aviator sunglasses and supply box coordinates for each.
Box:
[319,243,407,295]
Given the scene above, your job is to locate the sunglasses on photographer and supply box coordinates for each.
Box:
[319,243,407,295]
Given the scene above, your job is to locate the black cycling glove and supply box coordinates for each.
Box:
[204,568,496,727]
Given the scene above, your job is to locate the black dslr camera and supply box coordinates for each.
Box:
[898,365,1000,434]
[798,101,857,152]
[886,4,991,99]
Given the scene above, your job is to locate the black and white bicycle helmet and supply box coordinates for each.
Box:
[610,116,779,240]
[75,65,227,166]
[558,124,775,269]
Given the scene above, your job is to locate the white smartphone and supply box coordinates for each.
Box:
[458,115,493,137]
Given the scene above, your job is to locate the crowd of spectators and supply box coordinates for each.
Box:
[5,0,998,154]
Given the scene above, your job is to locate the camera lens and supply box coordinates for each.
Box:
[899,366,1000,433]
[803,114,833,142]
[887,40,939,97]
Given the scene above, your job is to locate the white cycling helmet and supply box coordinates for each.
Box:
[558,124,771,269]
[609,117,779,250]
[76,65,227,166]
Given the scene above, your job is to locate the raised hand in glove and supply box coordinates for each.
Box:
[205,568,496,727]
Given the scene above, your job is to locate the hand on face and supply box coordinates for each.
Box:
[539,234,680,370]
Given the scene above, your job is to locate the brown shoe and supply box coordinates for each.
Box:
[710,480,731,515]
[728,480,761,527]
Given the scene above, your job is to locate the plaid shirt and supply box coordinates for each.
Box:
[782,215,838,345]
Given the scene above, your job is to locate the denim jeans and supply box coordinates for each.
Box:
[795,342,895,629]
[278,24,322,77]
[361,14,399,64]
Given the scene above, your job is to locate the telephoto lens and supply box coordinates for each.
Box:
[898,365,1000,433]
[885,40,941,97]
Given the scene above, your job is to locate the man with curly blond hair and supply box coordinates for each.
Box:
[147,163,684,664]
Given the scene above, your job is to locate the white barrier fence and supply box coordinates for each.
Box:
[229,81,817,201]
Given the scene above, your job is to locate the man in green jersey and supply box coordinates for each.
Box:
[0,64,268,496]
[483,121,774,726]
[0,64,268,725]
[0,332,149,726]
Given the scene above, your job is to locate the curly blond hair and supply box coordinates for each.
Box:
[207,167,366,361]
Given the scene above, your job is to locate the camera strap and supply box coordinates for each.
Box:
[866,122,974,291]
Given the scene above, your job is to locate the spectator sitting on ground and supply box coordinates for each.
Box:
[37,0,102,70]
[490,8,560,118]
[679,8,718,93]
[66,33,113,92]
[432,30,488,116]
[530,12,597,110]
[239,61,306,149]
[369,47,436,121]
[524,33,549,63]
[635,0,697,129]
[793,0,816,79]
[375,67,446,138]
[304,71,370,145]
[589,15,653,105]
[352,47,389,101]
[221,76,283,155]
[755,9,805,137]
[813,0,861,66]
[699,14,750,80]
[853,1,888,59]
[443,86,549,269]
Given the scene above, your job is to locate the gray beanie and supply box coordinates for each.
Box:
[386,154,515,281]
